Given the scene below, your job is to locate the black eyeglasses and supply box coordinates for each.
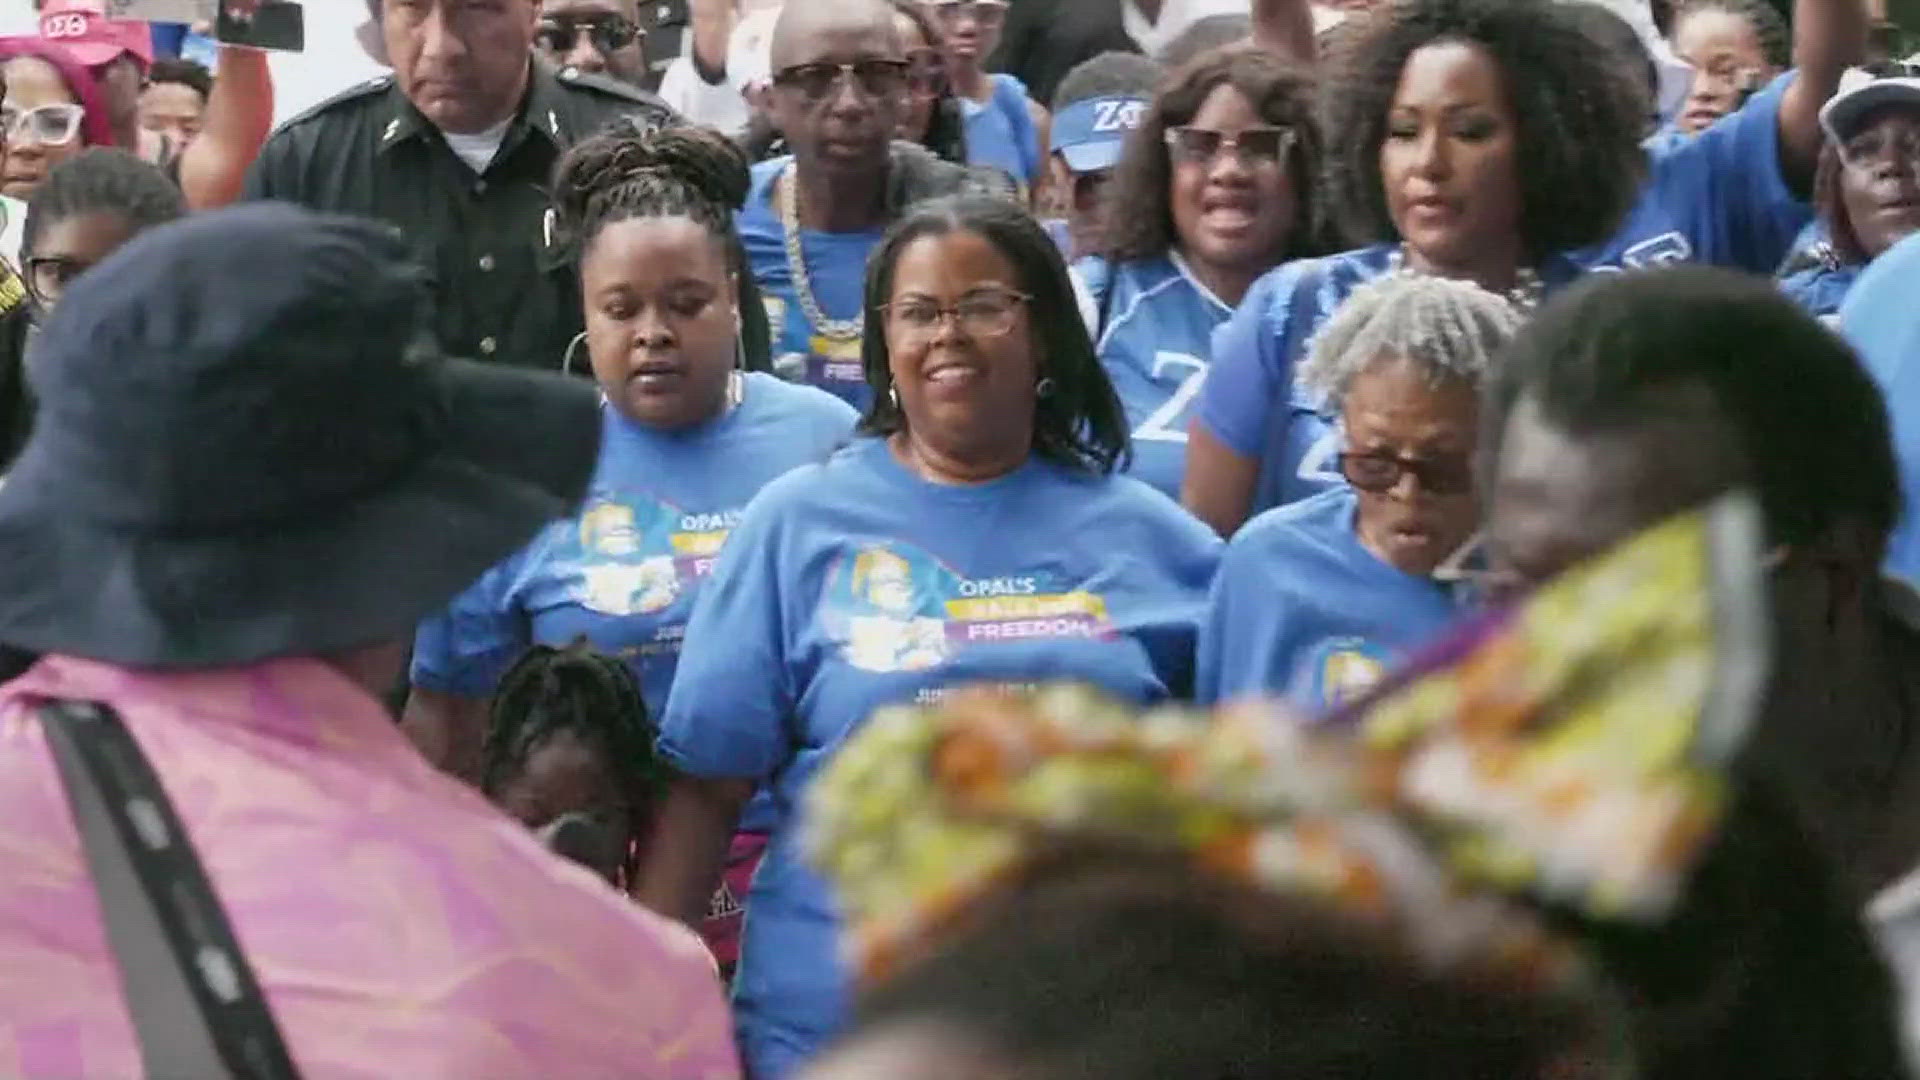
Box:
[1337,451,1474,496]
[772,60,911,105]
[1164,125,1295,168]
[22,254,93,310]
[535,14,640,56]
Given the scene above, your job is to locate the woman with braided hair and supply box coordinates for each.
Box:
[483,641,667,891]
[405,121,857,967]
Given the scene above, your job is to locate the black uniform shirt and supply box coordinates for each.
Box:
[242,62,673,371]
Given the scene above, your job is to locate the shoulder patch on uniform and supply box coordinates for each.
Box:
[279,74,395,129]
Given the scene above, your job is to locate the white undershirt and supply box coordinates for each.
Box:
[441,118,512,174]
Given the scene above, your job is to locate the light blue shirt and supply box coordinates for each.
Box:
[657,436,1221,1077]
[962,74,1041,188]
[1197,487,1463,708]
[1840,231,1920,587]
[1082,252,1234,501]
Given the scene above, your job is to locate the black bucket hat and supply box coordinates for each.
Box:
[0,203,601,668]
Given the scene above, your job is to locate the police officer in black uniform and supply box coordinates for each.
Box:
[247,0,766,373]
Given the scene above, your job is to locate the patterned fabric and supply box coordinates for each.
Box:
[0,655,739,1079]
[809,496,1767,1002]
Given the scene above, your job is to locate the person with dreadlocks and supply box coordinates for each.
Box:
[482,641,669,892]
[1198,274,1522,710]
[0,146,184,468]
[407,121,856,966]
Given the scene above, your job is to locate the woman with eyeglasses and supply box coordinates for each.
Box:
[1781,67,1920,320]
[638,194,1219,1079]
[926,0,1048,199]
[405,124,856,974]
[1197,275,1521,709]
[1082,44,1323,502]
[0,38,115,201]
[888,0,968,163]
[1182,0,1649,539]
[0,147,183,470]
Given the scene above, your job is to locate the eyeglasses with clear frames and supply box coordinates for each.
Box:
[926,1,1009,28]
[1,103,86,148]
[881,288,1032,339]
[1164,125,1295,168]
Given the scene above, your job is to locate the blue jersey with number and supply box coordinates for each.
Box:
[738,157,881,410]
[1081,253,1233,501]
[1196,487,1463,709]
[1575,72,1811,275]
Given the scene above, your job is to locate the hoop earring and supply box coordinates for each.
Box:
[562,331,588,375]
[888,384,900,409]
[1035,376,1056,399]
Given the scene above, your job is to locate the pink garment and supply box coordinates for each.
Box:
[0,654,741,1080]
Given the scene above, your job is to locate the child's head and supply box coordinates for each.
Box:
[482,641,667,886]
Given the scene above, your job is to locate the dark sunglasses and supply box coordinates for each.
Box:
[772,60,911,104]
[1164,125,1295,167]
[1337,451,1474,496]
[535,14,639,55]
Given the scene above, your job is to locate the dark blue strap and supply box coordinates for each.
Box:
[41,699,300,1080]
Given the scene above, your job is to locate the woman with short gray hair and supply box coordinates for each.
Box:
[1197,273,1523,709]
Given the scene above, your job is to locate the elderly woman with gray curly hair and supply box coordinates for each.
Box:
[1195,272,1523,710]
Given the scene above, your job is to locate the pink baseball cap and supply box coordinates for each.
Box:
[38,0,154,70]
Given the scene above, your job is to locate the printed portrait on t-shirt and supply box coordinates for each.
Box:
[825,541,1120,675]
[570,496,735,619]
[1301,637,1392,710]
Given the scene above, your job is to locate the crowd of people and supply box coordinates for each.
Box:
[3,0,1920,1076]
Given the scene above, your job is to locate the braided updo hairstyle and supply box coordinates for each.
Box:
[550,119,754,270]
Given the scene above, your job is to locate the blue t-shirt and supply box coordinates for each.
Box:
[411,375,857,830]
[657,436,1221,1078]
[1840,232,1920,586]
[1575,72,1811,275]
[738,157,881,409]
[1196,487,1462,709]
[1781,261,1860,323]
[962,73,1041,188]
[1199,245,1583,519]
[1082,252,1235,501]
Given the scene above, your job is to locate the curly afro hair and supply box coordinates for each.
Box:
[1323,0,1649,259]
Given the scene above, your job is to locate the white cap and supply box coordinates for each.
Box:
[1821,67,1920,144]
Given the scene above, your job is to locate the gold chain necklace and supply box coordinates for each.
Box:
[778,164,865,343]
